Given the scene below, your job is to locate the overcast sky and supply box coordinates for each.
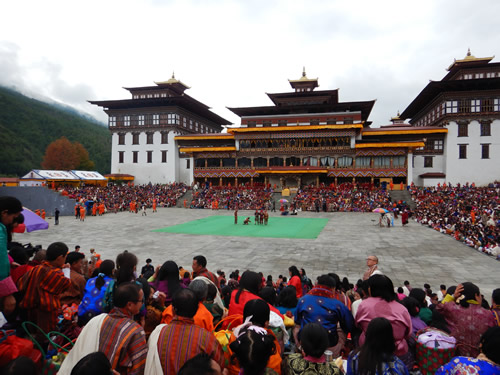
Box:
[1,0,499,128]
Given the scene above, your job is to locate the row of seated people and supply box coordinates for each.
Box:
[2,241,499,375]
[60,183,188,213]
[410,182,500,259]
[291,184,392,212]
[190,185,273,210]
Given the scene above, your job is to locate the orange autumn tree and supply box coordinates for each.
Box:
[42,137,94,170]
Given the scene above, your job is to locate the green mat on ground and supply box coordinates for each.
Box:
[152,215,329,239]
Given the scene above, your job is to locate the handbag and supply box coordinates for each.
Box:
[415,328,456,375]
[213,314,243,367]
[22,321,75,375]
[0,329,36,367]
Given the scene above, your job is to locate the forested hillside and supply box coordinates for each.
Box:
[0,86,111,176]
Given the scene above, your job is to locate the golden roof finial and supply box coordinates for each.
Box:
[302,67,306,77]
[467,48,471,57]
[172,71,175,79]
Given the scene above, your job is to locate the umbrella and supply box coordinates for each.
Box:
[372,208,389,213]
[20,208,49,233]
[279,199,288,204]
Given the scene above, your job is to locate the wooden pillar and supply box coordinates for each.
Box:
[267,157,269,167]
[352,177,355,184]
[251,158,254,168]
[300,157,303,166]
[371,177,374,184]
[335,177,338,186]
[235,159,238,167]
[316,175,319,188]
[283,158,286,167]
[205,159,207,168]
[220,159,223,168]
[219,177,223,186]
[235,177,238,187]
[250,177,254,187]
[390,157,393,168]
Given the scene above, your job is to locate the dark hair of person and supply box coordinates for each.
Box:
[446,286,456,296]
[173,288,199,318]
[206,283,217,301]
[288,265,300,278]
[2,356,37,375]
[193,255,207,268]
[328,273,341,290]
[459,282,480,308]
[229,330,276,375]
[429,309,450,333]
[440,284,446,290]
[115,251,138,285]
[66,251,85,265]
[178,353,219,375]
[397,287,404,294]
[404,280,410,286]
[243,299,270,327]
[95,260,115,289]
[492,288,500,305]
[341,277,351,293]
[277,285,298,308]
[480,326,500,364]
[71,352,112,375]
[221,285,232,308]
[317,274,336,288]
[368,275,396,302]
[424,283,431,290]
[0,196,23,216]
[267,275,273,282]
[300,268,307,276]
[157,260,182,298]
[356,317,396,375]
[401,297,420,317]
[113,282,141,309]
[300,323,329,358]
[258,286,277,306]
[8,244,30,265]
[146,258,152,263]
[235,271,261,304]
[46,242,69,261]
[358,279,370,298]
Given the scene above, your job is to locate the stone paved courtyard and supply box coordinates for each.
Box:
[15,207,500,298]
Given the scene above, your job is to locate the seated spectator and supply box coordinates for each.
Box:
[178,353,224,375]
[287,323,341,375]
[435,326,500,375]
[78,259,115,325]
[229,328,277,375]
[149,260,184,306]
[277,285,298,318]
[436,282,496,357]
[347,317,409,375]
[70,352,117,375]
[2,356,37,375]
[203,282,224,326]
[60,251,86,306]
[146,288,224,375]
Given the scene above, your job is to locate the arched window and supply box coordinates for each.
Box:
[238,158,251,167]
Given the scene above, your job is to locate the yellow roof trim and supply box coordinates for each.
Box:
[356,142,425,148]
[179,147,236,153]
[228,124,363,133]
[362,129,448,136]
[255,170,328,174]
[175,135,234,140]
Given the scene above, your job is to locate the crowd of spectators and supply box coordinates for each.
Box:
[60,183,188,213]
[291,183,393,212]
[189,183,274,210]
[411,182,500,260]
[0,222,499,375]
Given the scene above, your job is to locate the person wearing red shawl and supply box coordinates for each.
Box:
[288,266,302,299]
[192,255,220,290]
[228,271,283,328]
[17,242,72,333]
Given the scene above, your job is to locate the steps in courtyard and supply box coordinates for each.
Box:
[176,189,193,207]
[389,189,415,210]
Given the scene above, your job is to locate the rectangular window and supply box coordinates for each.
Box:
[475,73,484,79]
[183,118,187,127]
[189,120,193,129]
[167,113,179,125]
[161,151,167,163]
[247,121,256,127]
[344,117,354,124]
[138,115,145,125]
[161,131,169,144]
[458,123,468,137]
[263,120,272,127]
[326,118,336,125]
[118,151,124,163]
[278,120,287,127]
[471,99,481,113]
[147,151,153,163]
[481,144,490,159]
[153,114,160,125]
[494,98,500,111]
[186,159,190,169]
[310,118,320,125]
[459,99,471,113]
[124,115,130,126]
[132,133,140,145]
[118,133,125,145]
[434,139,444,151]
[146,132,154,144]
[109,116,117,127]
[459,144,467,159]
[446,100,458,113]
[424,156,433,168]
[480,122,491,136]
[133,151,138,163]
